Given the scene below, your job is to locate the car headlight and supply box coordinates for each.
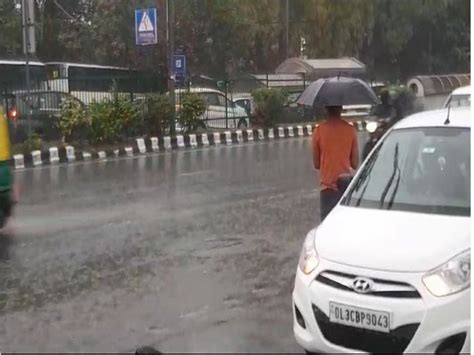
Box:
[298,230,319,275]
[366,121,378,133]
[423,250,470,297]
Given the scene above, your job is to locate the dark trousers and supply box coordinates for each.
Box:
[320,189,342,222]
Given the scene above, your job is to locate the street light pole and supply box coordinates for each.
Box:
[167,0,176,136]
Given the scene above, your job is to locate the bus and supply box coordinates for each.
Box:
[44,62,159,105]
[0,60,48,93]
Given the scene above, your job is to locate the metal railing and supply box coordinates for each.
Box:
[2,72,317,142]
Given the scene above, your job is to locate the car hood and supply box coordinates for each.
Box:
[315,206,470,272]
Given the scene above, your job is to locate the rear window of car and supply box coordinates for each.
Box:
[342,126,470,216]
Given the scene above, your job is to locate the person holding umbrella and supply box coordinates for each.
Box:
[313,105,359,221]
[297,76,380,221]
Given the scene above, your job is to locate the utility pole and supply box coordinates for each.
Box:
[279,0,289,60]
[284,0,289,59]
[22,0,36,137]
[166,0,176,135]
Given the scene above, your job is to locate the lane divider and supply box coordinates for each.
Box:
[10,124,347,169]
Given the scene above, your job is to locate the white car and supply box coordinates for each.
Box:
[293,107,470,354]
[176,88,249,129]
[444,86,471,108]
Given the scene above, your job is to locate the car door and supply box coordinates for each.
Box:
[203,92,225,128]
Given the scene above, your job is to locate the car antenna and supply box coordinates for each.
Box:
[444,105,451,125]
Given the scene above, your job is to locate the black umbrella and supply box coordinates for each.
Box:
[297,76,380,108]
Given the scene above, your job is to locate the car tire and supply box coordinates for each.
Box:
[237,119,248,129]
[196,120,207,131]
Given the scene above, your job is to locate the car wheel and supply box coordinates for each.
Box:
[237,119,248,129]
[196,120,207,131]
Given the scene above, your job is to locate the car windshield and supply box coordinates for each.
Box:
[447,94,471,108]
[343,126,470,216]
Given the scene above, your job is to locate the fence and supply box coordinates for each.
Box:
[2,72,316,143]
[174,73,313,130]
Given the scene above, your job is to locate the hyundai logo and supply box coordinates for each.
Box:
[352,277,374,294]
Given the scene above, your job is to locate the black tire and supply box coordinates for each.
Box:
[196,120,207,130]
[237,119,248,129]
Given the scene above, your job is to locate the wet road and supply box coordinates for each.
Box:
[0,133,367,352]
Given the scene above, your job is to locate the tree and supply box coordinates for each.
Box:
[0,1,22,58]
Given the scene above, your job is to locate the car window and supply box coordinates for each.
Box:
[343,127,470,216]
[203,93,220,106]
[217,94,232,107]
[22,94,40,110]
[39,93,60,110]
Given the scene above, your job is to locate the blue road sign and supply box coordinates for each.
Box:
[174,54,186,77]
[135,8,158,46]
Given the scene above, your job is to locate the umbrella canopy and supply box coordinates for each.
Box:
[297,76,380,108]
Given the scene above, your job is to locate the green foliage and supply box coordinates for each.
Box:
[88,98,140,143]
[251,88,288,127]
[145,94,173,136]
[177,93,206,133]
[12,133,42,156]
[1,0,469,80]
[0,1,22,57]
[59,99,90,142]
[58,95,142,144]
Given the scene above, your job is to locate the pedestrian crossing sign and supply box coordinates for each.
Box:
[135,8,158,46]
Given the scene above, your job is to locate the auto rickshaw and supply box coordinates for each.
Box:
[0,105,13,228]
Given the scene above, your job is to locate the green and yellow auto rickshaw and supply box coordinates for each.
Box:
[0,105,13,228]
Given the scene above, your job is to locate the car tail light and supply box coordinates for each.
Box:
[7,107,18,121]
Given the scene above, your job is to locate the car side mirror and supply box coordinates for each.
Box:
[337,174,353,193]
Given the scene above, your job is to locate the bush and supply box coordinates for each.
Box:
[88,98,141,143]
[12,133,42,156]
[59,99,90,142]
[146,94,173,136]
[177,92,206,133]
[251,88,288,127]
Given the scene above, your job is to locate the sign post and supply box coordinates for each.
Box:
[173,54,186,83]
[135,8,158,46]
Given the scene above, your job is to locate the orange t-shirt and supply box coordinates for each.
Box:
[313,118,358,191]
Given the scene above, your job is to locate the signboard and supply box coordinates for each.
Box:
[174,55,186,77]
[135,8,158,46]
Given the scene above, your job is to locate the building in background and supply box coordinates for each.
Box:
[275,57,366,81]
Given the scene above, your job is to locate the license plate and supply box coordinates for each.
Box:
[329,302,390,333]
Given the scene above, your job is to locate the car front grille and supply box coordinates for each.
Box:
[316,270,421,299]
[312,304,419,353]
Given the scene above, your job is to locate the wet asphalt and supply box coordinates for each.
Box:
[0,133,367,353]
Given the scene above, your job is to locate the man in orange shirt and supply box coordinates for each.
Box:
[312,106,359,221]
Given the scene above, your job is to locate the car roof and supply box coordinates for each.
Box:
[393,107,471,130]
[451,85,471,96]
[176,87,224,95]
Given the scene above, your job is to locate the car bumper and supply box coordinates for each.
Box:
[292,258,470,353]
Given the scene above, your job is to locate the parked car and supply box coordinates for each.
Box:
[293,107,470,354]
[176,88,249,130]
[444,85,471,108]
[233,97,252,118]
[1,91,85,143]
